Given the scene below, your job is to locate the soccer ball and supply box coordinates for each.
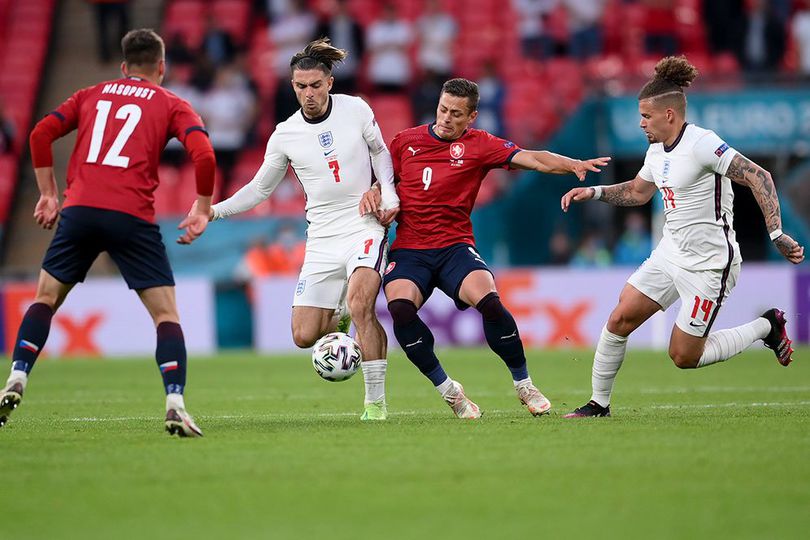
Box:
[311,332,363,382]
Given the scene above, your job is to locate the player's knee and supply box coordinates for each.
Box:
[475,292,508,321]
[388,299,418,326]
[292,327,319,348]
[669,348,699,369]
[606,311,634,337]
[347,295,373,323]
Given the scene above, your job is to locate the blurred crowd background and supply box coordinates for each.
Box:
[1,0,809,284]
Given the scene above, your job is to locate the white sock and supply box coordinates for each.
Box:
[513,376,532,388]
[166,393,186,412]
[361,359,387,404]
[6,370,28,389]
[590,326,628,408]
[697,318,771,368]
[436,378,454,397]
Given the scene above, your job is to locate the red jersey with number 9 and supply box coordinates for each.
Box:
[389,124,521,250]
[49,77,206,222]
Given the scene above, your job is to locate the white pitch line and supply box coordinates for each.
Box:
[27,386,810,406]
[21,400,810,423]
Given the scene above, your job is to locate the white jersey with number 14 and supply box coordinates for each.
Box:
[638,123,743,271]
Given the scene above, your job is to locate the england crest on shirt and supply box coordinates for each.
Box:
[318,131,333,148]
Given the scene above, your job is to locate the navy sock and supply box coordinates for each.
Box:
[476,293,529,381]
[156,322,187,395]
[11,303,54,375]
[388,299,448,386]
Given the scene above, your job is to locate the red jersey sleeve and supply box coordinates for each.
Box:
[390,131,404,183]
[479,131,522,171]
[167,96,207,145]
[29,88,88,167]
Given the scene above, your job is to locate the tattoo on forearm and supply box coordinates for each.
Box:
[601,181,644,207]
[726,154,781,233]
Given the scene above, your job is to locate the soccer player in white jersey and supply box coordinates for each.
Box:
[200,39,400,420]
[559,56,805,417]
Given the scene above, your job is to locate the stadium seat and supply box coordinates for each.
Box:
[366,94,414,145]
[163,0,206,49]
[211,0,252,45]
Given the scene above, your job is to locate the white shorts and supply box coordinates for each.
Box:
[292,227,388,309]
[627,249,740,337]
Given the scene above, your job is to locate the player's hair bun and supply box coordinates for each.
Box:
[653,56,698,89]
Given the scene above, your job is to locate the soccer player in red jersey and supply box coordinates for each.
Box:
[363,78,610,418]
[0,29,216,436]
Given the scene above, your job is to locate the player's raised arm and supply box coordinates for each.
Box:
[205,134,288,222]
[510,150,611,181]
[177,129,216,244]
[724,154,805,264]
[29,112,74,229]
[561,175,657,212]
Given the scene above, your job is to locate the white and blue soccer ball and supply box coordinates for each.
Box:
[311,332,363,382]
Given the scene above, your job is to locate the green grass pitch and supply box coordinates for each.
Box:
[2,347,809,539]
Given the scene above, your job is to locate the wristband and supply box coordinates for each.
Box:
[591,186,603,200]
[769,229,783,241]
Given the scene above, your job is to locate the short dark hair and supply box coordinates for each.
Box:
[290,37,347,75]
[441,78,479,112]
[638,55,699,113]
[121,29,165,69]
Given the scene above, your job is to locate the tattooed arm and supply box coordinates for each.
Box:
[725,154,805,264]
[561,175,656,212]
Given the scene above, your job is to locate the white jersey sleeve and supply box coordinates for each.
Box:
[211,133,288,220]
[638,150,655,182]
[358,98,399,209]
[692,130,738,176]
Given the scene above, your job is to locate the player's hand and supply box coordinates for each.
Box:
[360,186,382,216]
[561,187,596,212]
[177,211,209,245]
[33,195,60,229]
[774,233,805,264]
[571,157,611,181]
[187,200,214,222]
[377,205,399,227]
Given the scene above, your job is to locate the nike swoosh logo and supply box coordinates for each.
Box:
[500,331,517,340]
[405,338,423,348]
[324,149,336,156]
[357,256,371,260]
[689,321,703,327]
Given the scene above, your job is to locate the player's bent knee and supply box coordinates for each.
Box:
[292,328,319,348]
[606,312,634,337]
[669,349,699,369]
[388,299,418,326]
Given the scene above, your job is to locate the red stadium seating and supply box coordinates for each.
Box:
[0,0,55,226]
[366,95,414,146]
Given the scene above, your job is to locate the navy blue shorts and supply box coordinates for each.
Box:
[383,243,492,310]
[42,206,174,290]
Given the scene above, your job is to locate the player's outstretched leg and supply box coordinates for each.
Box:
[564,325,627,418]
[156,322,202,437]
[0,302,55,428]
[388,299,481,418]
[761,308,794,366]
[475,292,550,416]
[693,313,778,368]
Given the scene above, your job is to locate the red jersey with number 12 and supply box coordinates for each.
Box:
[49,77,206,222]
[390,124,521,250]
